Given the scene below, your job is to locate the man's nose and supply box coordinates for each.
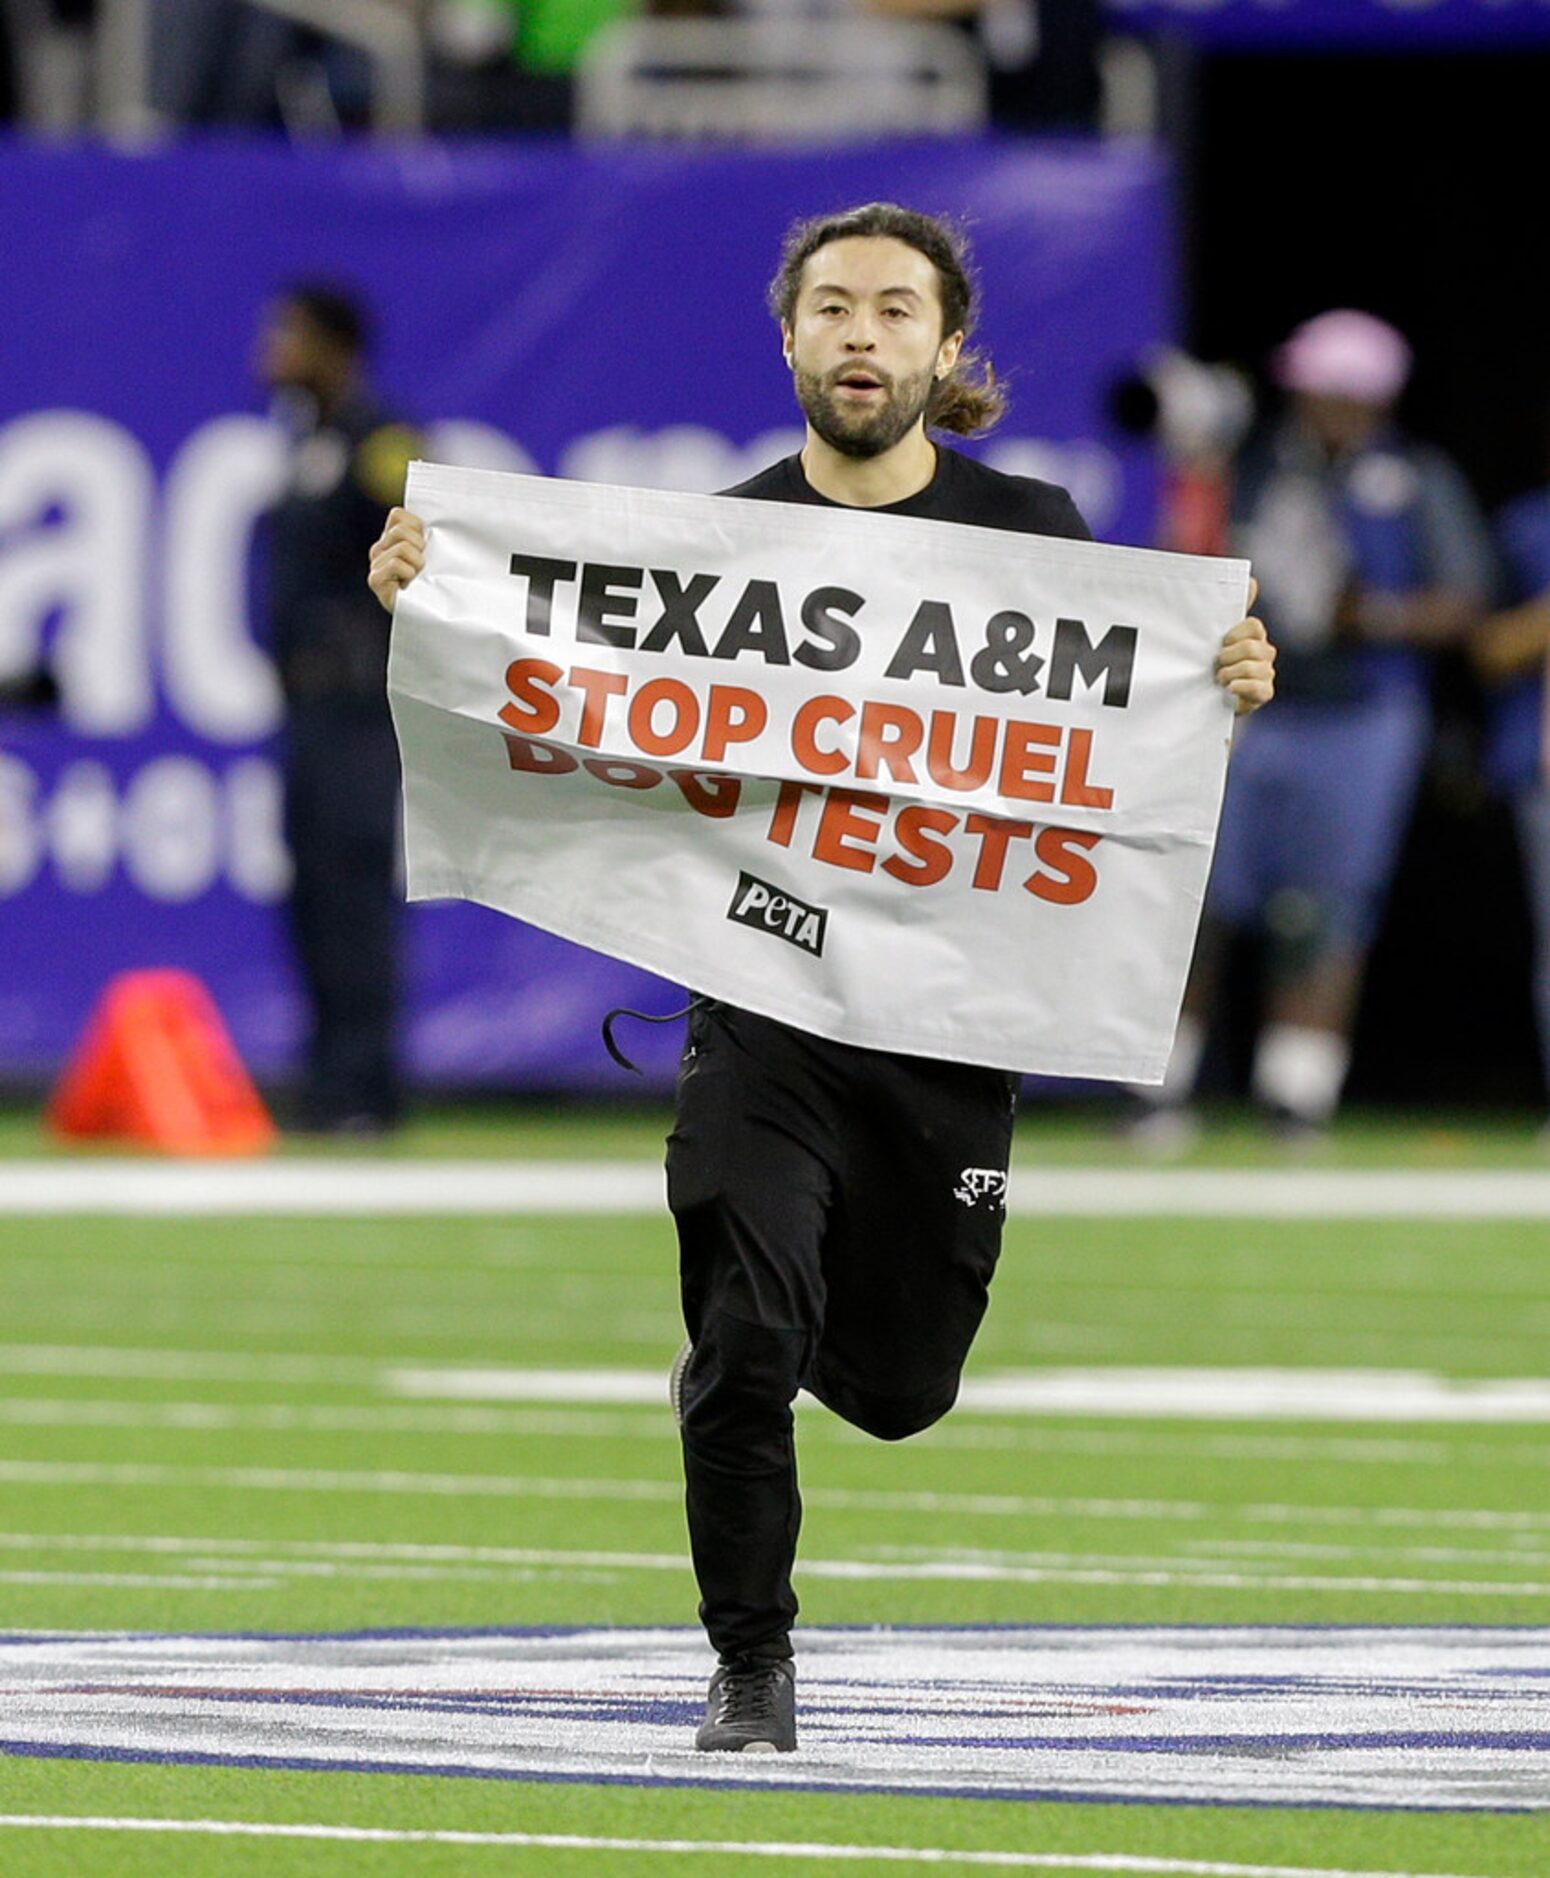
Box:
[844,314,877,350]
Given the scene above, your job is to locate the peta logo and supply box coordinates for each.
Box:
[955,1168,1008,1211]
[727,872,828,957]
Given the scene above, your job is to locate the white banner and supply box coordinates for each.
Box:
[389,461,1249,1081]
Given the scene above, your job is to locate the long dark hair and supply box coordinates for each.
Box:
[768,202,1007,437]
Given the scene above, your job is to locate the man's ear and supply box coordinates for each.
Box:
[936,330,965,380]
[781,322,795,370]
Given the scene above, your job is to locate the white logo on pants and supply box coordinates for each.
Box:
[955,1168,1008,1210]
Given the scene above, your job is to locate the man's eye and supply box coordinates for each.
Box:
[882,306,909,320]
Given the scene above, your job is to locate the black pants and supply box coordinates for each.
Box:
[666,1000,1017,1662]
[282,701,403,1129]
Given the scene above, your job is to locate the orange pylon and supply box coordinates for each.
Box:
[47,970,276,1157]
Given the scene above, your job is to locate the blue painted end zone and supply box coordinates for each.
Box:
[5,1621,1548,1645]
[2,1735,1541,1816]
[4,1625,1547,1814]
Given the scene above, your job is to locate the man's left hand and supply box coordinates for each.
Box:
[1215,578,1275,716]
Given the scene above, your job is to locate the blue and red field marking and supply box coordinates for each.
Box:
[2,1625,1547,1811]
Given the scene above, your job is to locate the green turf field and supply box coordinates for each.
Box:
[3,1098,1549,1164]
[2,1107,1549,1875]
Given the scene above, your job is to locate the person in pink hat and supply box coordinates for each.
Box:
[1132,309,1493,1142]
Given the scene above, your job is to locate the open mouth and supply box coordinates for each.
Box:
[835,371,885,395]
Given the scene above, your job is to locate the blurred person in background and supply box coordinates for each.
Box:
[1,0,95,131]
[151,0,290,124]
[258,285,417,1134]
[151,0,371,128]
[1474,427,1550,1130]
[1132,310,1493,1143]
[1108,345,1254,558]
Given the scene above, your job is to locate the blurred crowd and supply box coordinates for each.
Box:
[1125,313,1550,1142]
[247,282,1550,1137]
[0,0,1103,135]
[3,5,1548,1137]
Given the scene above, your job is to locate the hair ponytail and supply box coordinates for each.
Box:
[928,348,1006,438]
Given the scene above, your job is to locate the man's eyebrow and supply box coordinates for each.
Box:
[806,282,925,301]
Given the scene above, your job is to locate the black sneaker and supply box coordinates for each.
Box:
[695,1657,797,1753]
[668,1339,691,1431]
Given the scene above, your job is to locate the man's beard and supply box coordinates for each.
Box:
[794,361,936,459]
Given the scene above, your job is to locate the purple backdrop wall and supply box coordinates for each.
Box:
[0,138,1168,1091]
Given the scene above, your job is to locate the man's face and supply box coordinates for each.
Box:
[257,301,334,395]
[783,236,963,459]
[1295,390,1388,457]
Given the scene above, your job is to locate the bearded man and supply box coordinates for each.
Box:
[368,202,1276,1753]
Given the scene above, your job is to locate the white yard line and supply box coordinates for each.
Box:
[874,1426,1465,1464]
[0,1572,284,1591]
[385,1362,1550,1424]
[384,1366,675,1405]
[7,1349,1547,1432]
[1,1393,1530,1469]
[6,1457,1550,1535]
[0,1400,1463,1467]
[0,1566,564,1590]
[16,1530,1550,1573]
[0,1817,1498,1875]
[956,1369,1550,1422]
[10,1562,1539,1597]
[0,1162,666,1215]
[0,1458,681,1505]
[0,1398,1515,1466]
[1,1530,1547,1596]
[3,1160,1550,1217]
[0,1398,676,1438]
[0,1343,380,1383]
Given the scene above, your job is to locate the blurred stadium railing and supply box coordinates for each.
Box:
[91,0,428,134]
[4,0,1131,141]
[575,18,986,141]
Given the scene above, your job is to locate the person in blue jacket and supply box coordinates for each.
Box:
[1134,310,1493,1140]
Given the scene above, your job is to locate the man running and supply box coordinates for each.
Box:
[368,202,1276,1755]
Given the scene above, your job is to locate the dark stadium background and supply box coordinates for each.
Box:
[1188,49,1547,1105]
[2,21,1544,1109]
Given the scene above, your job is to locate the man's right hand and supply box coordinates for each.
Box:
[368,507,426,615]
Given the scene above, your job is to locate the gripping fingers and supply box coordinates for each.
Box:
[370,546,422,577]
[1215,617,1276,716]
[1227,673,1276,715]
[368,508,427,613]
[380,507,427,551]
[369,555,421,610]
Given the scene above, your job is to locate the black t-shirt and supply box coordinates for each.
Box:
[706,443,1092,1074]
[720,443,1092,543]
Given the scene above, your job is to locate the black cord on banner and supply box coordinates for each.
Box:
[601,997,706,1075]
